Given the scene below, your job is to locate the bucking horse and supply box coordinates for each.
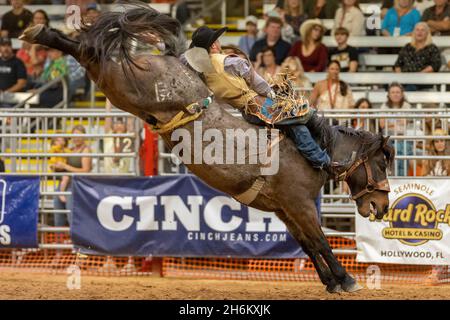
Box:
[20,3,394,293]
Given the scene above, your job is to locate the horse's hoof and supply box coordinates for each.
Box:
[326,284,342,294]
[342,281,364,293]
[19,24,45,42]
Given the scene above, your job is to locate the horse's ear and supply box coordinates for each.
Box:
[381,136,395,169]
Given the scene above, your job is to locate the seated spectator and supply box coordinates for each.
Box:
[238,16,258,56]
[328,27,359,72]
[279,0,308,39]
[304,0,340,19]
[422,128,450,176]
[0,37,27,103]
[30,48,68,108]
[250,17,291,66]
[395,22,441,73]
[382,0,421,36]
[0,0,32,38]
[421,0,450,35]
[280,56,312,89]
[395,22,441,90]
[255,47,282,82]
[380,82,412,176]
[16,10,49,85]
[380,82,412,111]
[288,19,328,72]
[351,98,376,132]
[104,99,135,174]
[52,125,92,227]
[309,60,355,110]
[261,5,296,43]
[333,0,366,36]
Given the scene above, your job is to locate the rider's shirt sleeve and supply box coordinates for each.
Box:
[224,56,272,97]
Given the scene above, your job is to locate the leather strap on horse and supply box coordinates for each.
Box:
[233,177,265,206]
[337,156,391,201]
[150,95,213,134]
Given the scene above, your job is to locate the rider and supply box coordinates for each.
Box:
[182,26,349,177]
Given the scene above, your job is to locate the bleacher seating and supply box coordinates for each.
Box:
[220,35,450,48]
[351,91,450,105]
[304,72,450,88]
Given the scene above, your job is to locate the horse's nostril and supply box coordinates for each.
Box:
[384,205,389,213]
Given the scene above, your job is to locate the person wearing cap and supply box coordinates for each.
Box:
[288,19,328,72]
[0,37,27,98]
[184,26,348,176]
[238,16,258,56]
[0,0,32,39]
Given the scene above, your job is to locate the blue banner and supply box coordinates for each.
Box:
[0,176,39,248]
[71,175,308,258]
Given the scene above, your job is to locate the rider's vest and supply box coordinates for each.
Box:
[204,53,258,109]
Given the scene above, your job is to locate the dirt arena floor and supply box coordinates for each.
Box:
[0,271,450,300]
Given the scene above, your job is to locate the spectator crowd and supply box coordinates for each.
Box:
[0,0,447,191]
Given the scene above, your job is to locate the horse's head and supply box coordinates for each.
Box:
[343,135,395,220]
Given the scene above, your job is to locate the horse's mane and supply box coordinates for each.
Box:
[308,113,395,166]
[78,1,185,92]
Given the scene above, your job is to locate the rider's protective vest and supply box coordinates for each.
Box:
[204,53,258,109]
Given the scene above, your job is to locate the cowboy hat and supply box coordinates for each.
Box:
[300,19,325,41]
[189,26,228,50]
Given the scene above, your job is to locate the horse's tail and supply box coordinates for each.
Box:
[78,1,185,90]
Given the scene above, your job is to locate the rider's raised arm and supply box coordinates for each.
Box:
[223,55,272,98]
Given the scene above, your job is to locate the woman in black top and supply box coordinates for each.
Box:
[394,22,442,73]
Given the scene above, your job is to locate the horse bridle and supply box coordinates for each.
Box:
[338,156,391,201]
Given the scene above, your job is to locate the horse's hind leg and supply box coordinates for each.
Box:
[275,210,341,293]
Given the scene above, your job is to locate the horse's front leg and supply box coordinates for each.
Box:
[281,201,362,293]
[317,238,363,293]
[275,210,341,293]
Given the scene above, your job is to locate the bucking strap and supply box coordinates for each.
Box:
[233,177,265,206]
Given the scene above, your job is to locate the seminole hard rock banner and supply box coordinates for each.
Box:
[356,179,450,265]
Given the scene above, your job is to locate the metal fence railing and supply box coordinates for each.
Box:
[0,108,142,249]
[1,107,449,254]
